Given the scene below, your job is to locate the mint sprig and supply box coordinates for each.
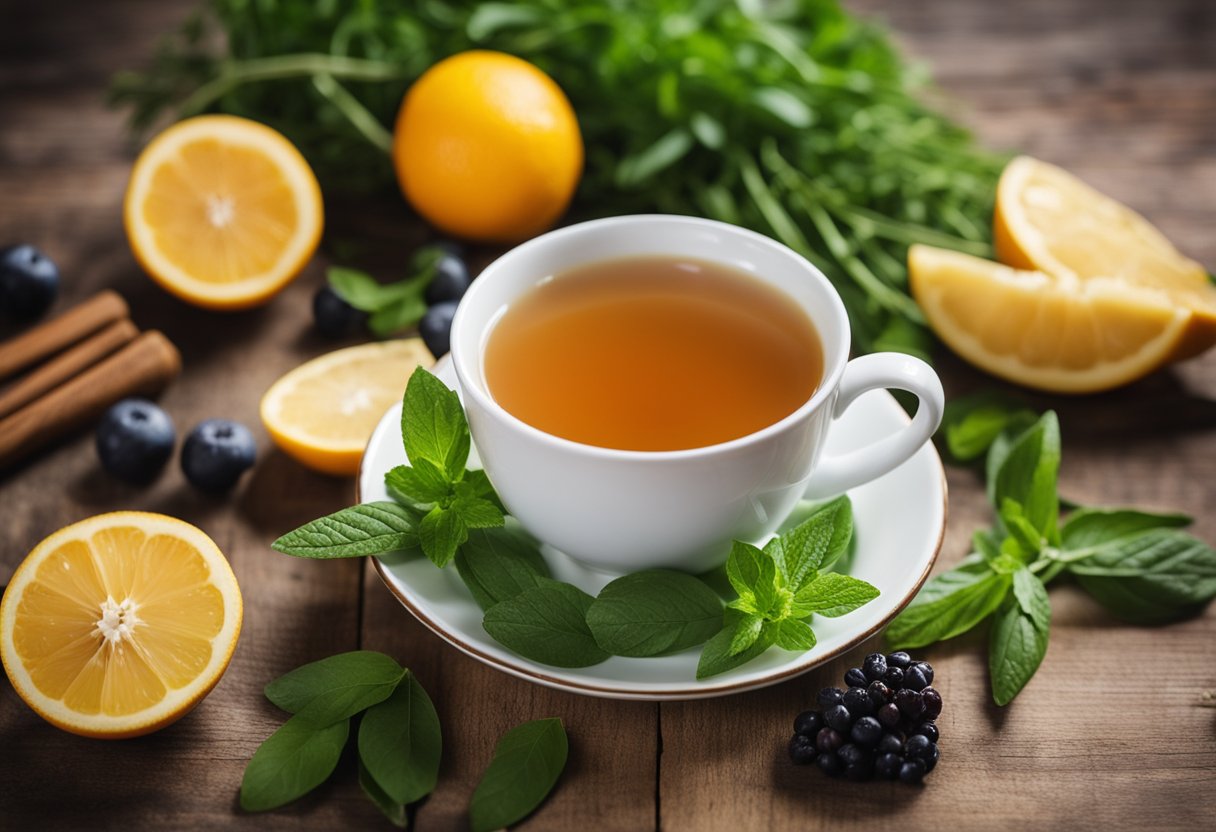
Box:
[894,408,1216,705]
[327,245,447,339]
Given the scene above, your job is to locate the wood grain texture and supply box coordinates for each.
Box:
[1,0,1214,830]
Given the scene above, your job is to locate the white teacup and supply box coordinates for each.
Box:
[450,215,944,574]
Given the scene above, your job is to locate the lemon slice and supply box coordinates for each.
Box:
[994,156,1216,359]
[260,339,433,476]
[124,115,323,310]
[909,245,1189,393]
[0,512,242,738]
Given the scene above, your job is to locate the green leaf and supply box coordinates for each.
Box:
[726,540,765,599]
[752,87,813,128]
[1069,530,1216,623]
[696,613,779,680]
[369,295,428,338]
[328,266,399,312]
[264,651,405,725]
[728,613,765,656]
[689,111,725,149]
[458,469,506,512]
[885,562,1011,649]
[989,412,1061,540]
[482,582,610,668]
[455,526,551,611]
[469,718,568,832]
[776,496,853,590]
[450,495,505,529]
[790,572,880,618]
[358,761,408,829]
[774,618,817,651]
[358,671,441,806]
[1060,508,1192,550]
[999,500,1043,560]
[585,570,723,657]
[989,570,1050,705]
[941,392,1036,461]
[401,367,469,482]
[240,716,350,812]
[385,462,451,506]
[271,502,419,559]
[418,505,468,568]
[466,3,547,40]
[615,128,694,187]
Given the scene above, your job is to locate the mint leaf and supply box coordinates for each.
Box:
[401,367,469,482]
[419,505,468,568]
[1069,530,1216,623]
[774,618,817,651]
[358,671,441,806]
[385,462,451,506]
[264,651,405,725]
[450,494,504,529]
[696,612,778,679]
[776,496,853,589]
[941,392,1036,462]
[369,295,428,339]
[1060,508,1191,550]
[359,761,408,829]
[455,526,550,611]
[459,469,506,512]
[469,718,568,832]
[482,582,609,667]
[790,572,880,618]
[726,541,765,599]
[728,613,765,655]
[998,500,1043,560]
[240,715,350,812]
[328,266,401,312]
[271,502,420,559]
[989,412,1061,541]
[989,569,1051,705]
[585,570,723,657]
[885,559,1012,649]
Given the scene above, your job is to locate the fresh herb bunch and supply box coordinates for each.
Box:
[272,367,879,679]
[110,0,1004,353]
[891,406,1216,705]
[240,650,566,828]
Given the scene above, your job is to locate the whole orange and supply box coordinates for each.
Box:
[392,50,583,243]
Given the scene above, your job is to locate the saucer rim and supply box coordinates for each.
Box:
[360,357,947,701]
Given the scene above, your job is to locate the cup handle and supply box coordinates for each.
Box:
[803,353,944,499]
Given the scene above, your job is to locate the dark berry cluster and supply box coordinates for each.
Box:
[788,651,941,784]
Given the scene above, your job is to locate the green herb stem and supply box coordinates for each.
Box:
[311,73,394,153]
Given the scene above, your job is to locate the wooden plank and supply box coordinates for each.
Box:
[358,562,659,831]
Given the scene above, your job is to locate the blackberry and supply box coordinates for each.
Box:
[794,710,823,738]
[922,687,943,719]
[894,688,925,720]
[824,704,853,732]
[789,734,818,765]
[817,687,844,708]
[867,680,892,707]
[883,666,905,688]
[842,687,873,715]
[863,652,887,680]
[844,667,868,688]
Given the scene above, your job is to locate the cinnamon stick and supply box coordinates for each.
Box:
[0,330,181,470]
[0,319,139,420]
[0,290,129,382]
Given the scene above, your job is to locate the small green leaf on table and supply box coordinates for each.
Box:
[469,717,569,832]
[240,715,350,812]
[358,671,442,806]
[264,650,405,724]
[989,568,1051,705]
[1060,508,1192,549]
[359,761,409,829]
[885,559,1011,650]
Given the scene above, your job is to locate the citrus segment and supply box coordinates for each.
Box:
[392,50,583,243]
[260,339,433,476]
[909,245,1188,393]
[125,115,323,310]
[994,156,1216,359]
[0,512,242,738]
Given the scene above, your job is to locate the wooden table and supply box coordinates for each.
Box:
[2,1,1214,828]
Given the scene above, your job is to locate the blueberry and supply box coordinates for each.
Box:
[424,251,472,305]
[842,687,873,715]
[420,300,458,358]
[794,710,823,738]
[824,704,852,732]
[905,733,932,760]
[875,752,902,780]
[894,688,925,719]
[95,398,175,484]
[837,743,869,768]
[0,244,59,322]
[877,702,901,728]
[312,286,367,338]
[913,661,934,685]
[899,759,926,784]
[851,716,883,746]
[817,687,844,708]
[883,666,905,688]
[915,721,939,743]
[921,686,943,719]
[844,667,868,688]
[844,761,873,782]
[816,752,843,777]
[877,733,903,755]
[181,419,256,493]
[788,733,817,764]
[904,665,929,691]
[867,680,892,707]
[863,652,887,681]
[886,651,912,669]
[815,727,843,753]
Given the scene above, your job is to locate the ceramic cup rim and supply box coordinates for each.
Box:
[449,214,852,462]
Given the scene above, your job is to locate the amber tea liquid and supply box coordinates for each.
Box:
[483,256,824,452]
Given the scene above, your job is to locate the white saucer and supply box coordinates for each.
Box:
[360,356,945,701]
